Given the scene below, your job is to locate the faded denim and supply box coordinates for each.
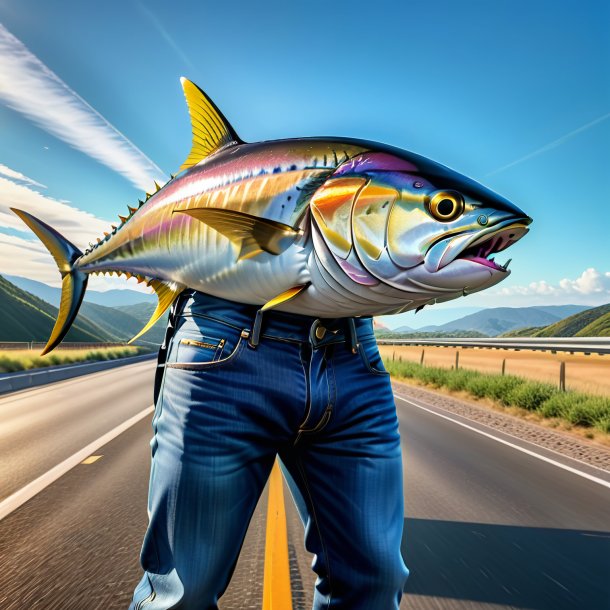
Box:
[129,290,409,610]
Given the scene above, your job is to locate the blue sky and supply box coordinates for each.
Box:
[0,0,608,328]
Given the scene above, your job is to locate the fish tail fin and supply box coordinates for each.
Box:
[10,208,88,355]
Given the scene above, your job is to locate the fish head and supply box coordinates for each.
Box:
[310,150,532,302]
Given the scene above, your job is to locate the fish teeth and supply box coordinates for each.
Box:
[504,258,512,270]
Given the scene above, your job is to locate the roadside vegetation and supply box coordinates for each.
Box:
[0,345,153,373]
[383,357,610,437]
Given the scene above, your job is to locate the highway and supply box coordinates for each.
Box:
[0,360,609,609]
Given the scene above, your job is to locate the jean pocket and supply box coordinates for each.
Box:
[358,336,390,376]
[165,317,249,371]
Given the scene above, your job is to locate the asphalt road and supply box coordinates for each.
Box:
[0,361,608,610]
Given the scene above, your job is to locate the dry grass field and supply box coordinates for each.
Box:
[378,345,610,397]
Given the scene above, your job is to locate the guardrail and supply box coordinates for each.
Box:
[376,337,610,355]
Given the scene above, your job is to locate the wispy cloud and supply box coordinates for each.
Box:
[0,163,46,188]
[0,23,167,192]
[0,174,110,241]
[486,112,610,177]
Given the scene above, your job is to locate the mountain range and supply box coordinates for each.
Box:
[410,305,590,337]
[5,275,155,307]
[501,303,610,337]
[0,275,166,345]
[1,275,608,343]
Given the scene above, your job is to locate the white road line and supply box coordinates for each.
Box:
[394,394,610,490]
[0,405,154,521]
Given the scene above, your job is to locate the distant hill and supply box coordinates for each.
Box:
[533,304,609,337]
[80,302,167,344]
[5,275,155,307]
[500,326,546,338]
[393,325,415,333]
[417,305,589,337]
[578,311,610,336]
[0,275,108,342]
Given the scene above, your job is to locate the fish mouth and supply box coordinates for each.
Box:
[424,218,531,273]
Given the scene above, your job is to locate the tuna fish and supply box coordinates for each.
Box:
[12,78,532,354]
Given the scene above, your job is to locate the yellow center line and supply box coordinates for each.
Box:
[80,455,103,464]
[263,459,293,610]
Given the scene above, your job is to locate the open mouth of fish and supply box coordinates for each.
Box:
[424,219,531,273]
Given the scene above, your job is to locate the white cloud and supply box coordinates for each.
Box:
[0,24,166,192]
[0,175,110,244]
[0,166,150,293]
[498,268,610,298]
[0,163,46,188]
[0,232,151,293]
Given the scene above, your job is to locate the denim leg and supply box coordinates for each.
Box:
[280,340,409,610]
[129,317,306,610]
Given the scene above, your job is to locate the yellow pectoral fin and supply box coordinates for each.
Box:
[128,280,186,344]
[176,207,303,261]
[261,284,310,312]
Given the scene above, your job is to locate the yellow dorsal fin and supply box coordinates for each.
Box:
[128,280,185,344]
[175,207,302,261]
[179,77,242,172]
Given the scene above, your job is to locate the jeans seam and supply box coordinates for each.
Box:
[295,458,333,609]
[296,343,312,430]
[326,345,336,411]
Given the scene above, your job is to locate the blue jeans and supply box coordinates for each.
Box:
[129,291,409,609]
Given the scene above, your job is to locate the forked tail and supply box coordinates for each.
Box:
[11,208,88,355]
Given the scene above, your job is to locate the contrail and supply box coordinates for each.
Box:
[486,111,610,177]
[136,2,199,75]
[0,23,167,192]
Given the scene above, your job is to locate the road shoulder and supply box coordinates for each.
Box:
[392,379,610,474]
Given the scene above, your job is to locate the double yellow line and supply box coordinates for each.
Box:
[263,460,293,610]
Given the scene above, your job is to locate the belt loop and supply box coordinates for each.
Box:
[347,318,360,355]
[249,309,264,348]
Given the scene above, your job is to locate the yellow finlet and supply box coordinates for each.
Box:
[178,77,242,173]
[261,284,309,312]
[128,280,185,344]
[175,207,302,261]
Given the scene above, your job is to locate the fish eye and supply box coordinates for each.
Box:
[427,191,465,222]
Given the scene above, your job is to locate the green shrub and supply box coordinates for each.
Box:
[419,366,449,388]
[383,359,421,379]
[380,354,610,434]
[0,345,150,373]
[505,382,557,411]
[538,393,576,418]
[464,375,493,398]
[594,417,610,434]
[482,375,526,405]
[565,396,610,427]
[444,369,475,392]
